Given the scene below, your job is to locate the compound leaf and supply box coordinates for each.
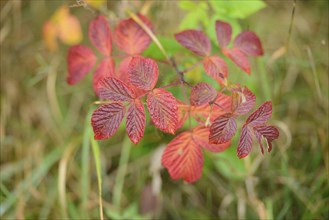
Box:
[97,77,135,102]
[126,99,146,144]
[209,114,237,144]
[67,45,96,85]
[234,31,263,56]
[215,20,232,49]
[114,14,152,55]
[91,103,125,140]
[128,57,159,90]
[89,15,112,56]
[190,82,218,106]
[175,30,211,56]
[161,131,203,183]
[146,88,178,134]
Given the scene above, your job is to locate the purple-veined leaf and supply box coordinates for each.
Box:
[126,99,146,144]
[246,101,272,126]
[128,57,159,90]
[232,86,256,115]
[209,114,237,144]
[146,88,178,134]
[91,103,125,140]
[237,125,253,159]
[97,77,135,101]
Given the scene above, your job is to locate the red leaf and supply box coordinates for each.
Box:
[253,125,279,154]
[223,48,251,74]
[114,14,152,55]
[128,57,159,90]
[215,20,232,49]
[209,114,237,144]
[116,56,148,97]
[246,101,272,126]
[161,131,203,183]
[190,83,218,106]
[193,126,231,153]
[97,77,135,102]
[237,125,253,159]
[91,103,125,140]
[67,45,96,85]
[146,88,178,134]
[175,30,211,56]
[126,99,145,144]
[89,16,112,56]
[233,31,263,57]
[203,56,228,80]
[232,86,256,115]
[93,58,115,96]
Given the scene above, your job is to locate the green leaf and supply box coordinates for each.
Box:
[210,0,266,19]
[213,143,247,180]
[143,37,182,60]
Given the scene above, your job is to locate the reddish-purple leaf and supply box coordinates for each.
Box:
[161,131,203,183]
[175,30,211,56]
[89,16,112,56]
[126,99,145,144]
[209,114,237,144]
[128,57,159,90]
[237,125,253,159]
[97,77,135,102]
[253,125,279,154]
[215,20,232,49]
[146,88,178,134]
[91,103,125,140]
[190,83,218,106]
[114,14,152,55]
[67,45,96,85]
[224,48,251,74]
[246,101,272,126]
[233,86,256,115]
[234,31,263,57]
[93,58,115,96]
[203,56,228,80]
[193,126,231,153]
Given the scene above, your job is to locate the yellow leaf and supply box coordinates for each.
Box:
[85,0,106,9]
[43,5,82,52]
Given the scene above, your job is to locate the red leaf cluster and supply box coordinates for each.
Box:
[67,15,279,184]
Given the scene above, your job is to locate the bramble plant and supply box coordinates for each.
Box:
[67,13,279,183]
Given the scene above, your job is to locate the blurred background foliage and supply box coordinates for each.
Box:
[0,0,328,219]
